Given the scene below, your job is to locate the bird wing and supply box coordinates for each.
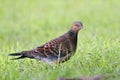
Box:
[34,35,73,61]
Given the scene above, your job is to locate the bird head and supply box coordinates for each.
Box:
[71,21,83,32]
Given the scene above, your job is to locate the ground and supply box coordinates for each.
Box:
[0,0,120,80]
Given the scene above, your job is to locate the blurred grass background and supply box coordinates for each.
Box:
[0,0,120,80]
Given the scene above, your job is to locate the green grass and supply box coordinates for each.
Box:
[0,0,120,80]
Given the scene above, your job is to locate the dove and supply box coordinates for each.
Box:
[8,21,83,64]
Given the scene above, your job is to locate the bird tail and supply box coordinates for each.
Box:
[8,53,21,56]
[8,51,34,60]
[8,52,25,60]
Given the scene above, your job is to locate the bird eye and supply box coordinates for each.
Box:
[75,24,80,27]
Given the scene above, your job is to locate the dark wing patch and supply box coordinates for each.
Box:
[35,36,72,61]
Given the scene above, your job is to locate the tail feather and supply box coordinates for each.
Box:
[8,51,35,60]
[8,52,26,60]
[8,53,21,56]
[11,56,26,60]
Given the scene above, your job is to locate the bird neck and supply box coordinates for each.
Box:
[67,29,78,52]
[68,29,75,36]
[68,29,78,37]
